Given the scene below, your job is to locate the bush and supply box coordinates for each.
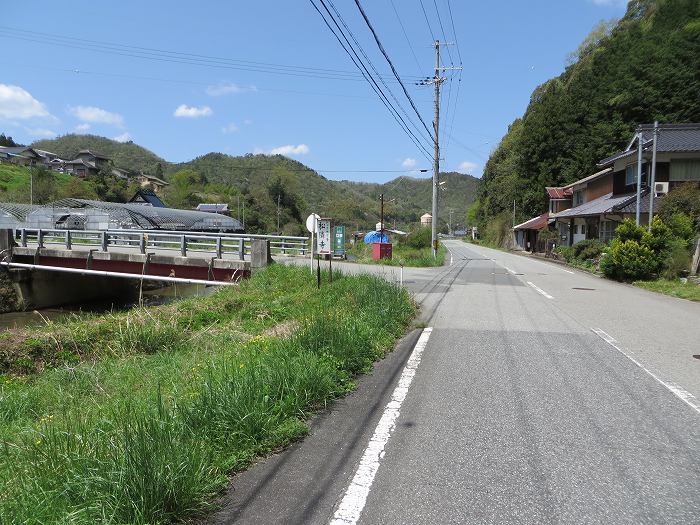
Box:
[601,239,657,281]
[666,212,695,248]
[401,226,432,249]
[661,239,691,280]
[572,239,605,261]
[554,245,574,262]
[658,182,700,232]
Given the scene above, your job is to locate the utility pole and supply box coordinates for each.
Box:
[379,193,384,238]
[635,129,644,225]
[420,41,462,257]
[648,121,659,231]
[277,194,281,233]
[448,208,454,236]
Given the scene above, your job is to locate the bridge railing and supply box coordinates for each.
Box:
[15,228,310,260]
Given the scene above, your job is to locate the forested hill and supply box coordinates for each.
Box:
[32,134,166,174]
[476,0,700,228]
[26,135,479,233]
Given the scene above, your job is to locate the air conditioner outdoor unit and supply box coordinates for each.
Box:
[654,182,669,196]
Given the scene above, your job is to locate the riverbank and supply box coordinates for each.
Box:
[0,264,415,524]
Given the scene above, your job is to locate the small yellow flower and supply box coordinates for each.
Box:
[239,363,245,369]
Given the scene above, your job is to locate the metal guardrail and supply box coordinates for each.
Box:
[15,228,310,260]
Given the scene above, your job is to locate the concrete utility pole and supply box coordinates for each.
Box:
[420,40,462,257]
[277,194,281,233]
[635,129,644,225]
[379,193,385,237]
[648,121,659,231]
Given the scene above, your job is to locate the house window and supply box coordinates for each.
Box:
[573,191,584,206]
[625,163,646,186]
[581,224,586,235]
[600,220,617,243]
[670,160,700,182]
[573,225,579,234]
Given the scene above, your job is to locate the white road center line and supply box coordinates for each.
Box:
[330,327,433,525]
[526,281,553,299]
[592,328,700,416]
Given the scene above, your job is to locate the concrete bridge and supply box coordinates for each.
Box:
[0,229,309,310]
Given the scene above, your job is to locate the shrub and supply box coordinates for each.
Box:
[572,239,605,261]
[554,245,574,262]
[666,212,695,248]
[401,226,432,249]
[601,239,657,281]
[658,182,700,232]
[661,239,691,280]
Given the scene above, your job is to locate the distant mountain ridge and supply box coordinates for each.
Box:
[32,134,479,231]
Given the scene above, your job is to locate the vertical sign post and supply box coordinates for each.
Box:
[333,225,346,258]
[306,213,320,275]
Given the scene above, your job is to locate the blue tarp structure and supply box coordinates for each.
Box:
[363,231,390,244]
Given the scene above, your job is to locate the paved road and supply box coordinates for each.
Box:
[206,240,700,524]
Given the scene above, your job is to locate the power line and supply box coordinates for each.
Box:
[389,0,422,71]
[353,0,434,143]
[311,0,432,158]
[432,0,454,65]
[326,0,433,146]
[446,0,463,64]
[418,0,437,42]
[0,25,424,84]
[308,0,433,161]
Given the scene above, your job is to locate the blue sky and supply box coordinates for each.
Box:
[1,0,627,182]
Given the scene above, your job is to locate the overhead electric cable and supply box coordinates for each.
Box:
[308,0,433,160]
[325,0,433,146]
[432,0,454,65]
[418,0,437,42]
[0,25,424,83]
[389,0,422,71]
[353,0,434,143]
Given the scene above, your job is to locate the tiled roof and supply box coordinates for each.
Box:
[613,190,660,215]
[553,192,636,218]
[513,212,551,231]
[598,123,700,166]
[546,187,573,199]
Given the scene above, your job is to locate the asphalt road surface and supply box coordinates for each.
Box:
[206,240,700,525]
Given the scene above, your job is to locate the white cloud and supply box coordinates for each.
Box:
[221,122,239,134]
[206,82,257,96]
[69,105,124,127]
[113,132,131,143]
[174,104,213,118]
[26,127,57,138]
[75,123,91,132]
[269,144,309,156]
[0,84,50,120]
[457,161,478,174]
[401,157,417,168]
[243,119,253,125]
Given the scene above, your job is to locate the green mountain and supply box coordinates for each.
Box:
[476,0,700,231]
[32,134,166,174]
[26,135,479,234]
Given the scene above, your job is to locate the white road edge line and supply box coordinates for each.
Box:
[560,268,575,274]
[526,281,553,299]
[591,328,700,416]
[330,327,433,525]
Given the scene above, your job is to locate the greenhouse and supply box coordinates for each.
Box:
[0,199,243,232]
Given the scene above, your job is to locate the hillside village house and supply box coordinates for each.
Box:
[514,123,700,250]
[0,146,43,166]
[136,172,169,193]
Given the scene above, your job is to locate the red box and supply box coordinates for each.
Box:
[372,242,392,260]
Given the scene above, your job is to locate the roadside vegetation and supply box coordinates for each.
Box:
[634,279,700,302]
[348,226,446,267]
[0,264,415,524]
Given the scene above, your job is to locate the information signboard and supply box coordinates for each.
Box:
[333,225,346,257]
[316,218,331,254]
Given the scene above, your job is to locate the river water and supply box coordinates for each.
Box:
[0,283,218,330]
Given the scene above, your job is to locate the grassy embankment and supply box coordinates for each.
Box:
[348,242,446,267]
[634,279,700,302]
[0,264,415,524]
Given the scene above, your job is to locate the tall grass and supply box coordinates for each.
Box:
[0,264,415,524]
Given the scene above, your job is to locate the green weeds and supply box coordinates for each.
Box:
[0,264,415,524]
